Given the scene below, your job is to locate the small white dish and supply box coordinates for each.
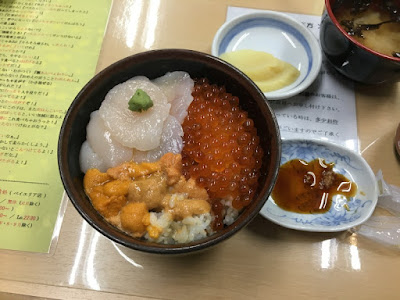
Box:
[212,11,322,100]
[260,139,378,232]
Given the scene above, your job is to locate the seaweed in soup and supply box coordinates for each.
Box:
[334,0,400,57]
[333,0,372,14]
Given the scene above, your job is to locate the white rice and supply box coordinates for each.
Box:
[222,199,239,226]
[145,211,213,244]
[224,205,239,226]
[142,197,240,244]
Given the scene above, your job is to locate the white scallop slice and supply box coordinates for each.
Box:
[153,71,194,124]
[86,110,133,169]
[99,76,171,151]
[79,140,108,173]
[132,115,183,163]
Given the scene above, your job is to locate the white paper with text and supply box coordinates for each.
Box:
[226,7,358,152]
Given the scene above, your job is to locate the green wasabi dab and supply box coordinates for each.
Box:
[128,89,153,112]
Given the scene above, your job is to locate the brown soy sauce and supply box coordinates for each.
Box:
[271,158,357,214]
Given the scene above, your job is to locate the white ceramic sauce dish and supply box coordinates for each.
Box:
[260,139,379,232]
[212,11,322,100]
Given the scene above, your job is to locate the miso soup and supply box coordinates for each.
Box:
[333,0,400,58]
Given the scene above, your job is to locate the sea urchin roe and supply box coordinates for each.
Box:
[120,202,150,237]
[181,78,263,223]
[83,153,211,239]
[271,158,357,214]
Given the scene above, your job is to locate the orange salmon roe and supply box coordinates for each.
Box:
[182,78,263,228]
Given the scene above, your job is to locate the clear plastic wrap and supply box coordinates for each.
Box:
[351,170,400,248]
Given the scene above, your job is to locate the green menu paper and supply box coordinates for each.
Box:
[0,0,111,252]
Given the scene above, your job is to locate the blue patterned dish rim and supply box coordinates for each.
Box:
[259,138,379,232]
